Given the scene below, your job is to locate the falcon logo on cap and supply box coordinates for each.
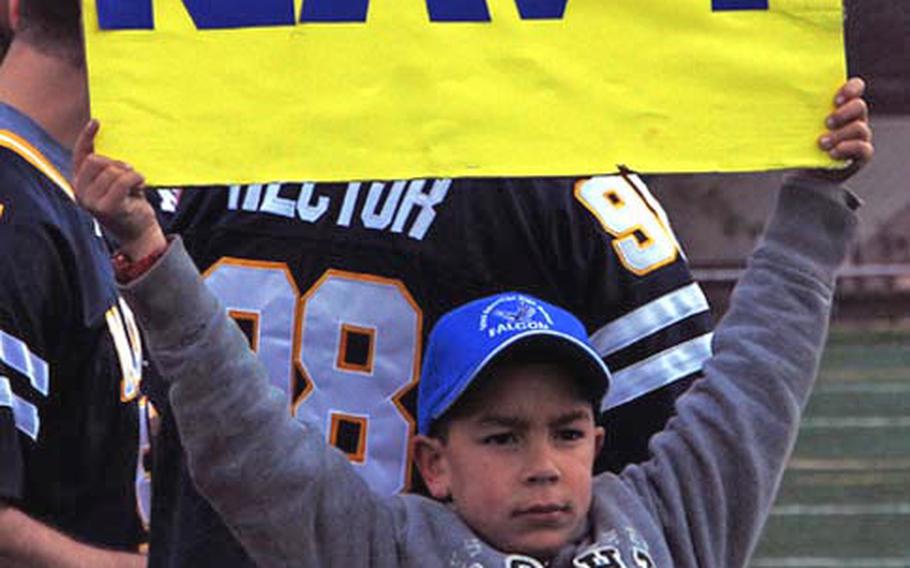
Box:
[480,294,553,338]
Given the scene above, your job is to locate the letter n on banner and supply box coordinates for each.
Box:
[97,0,296,29]
[96,0,153,29]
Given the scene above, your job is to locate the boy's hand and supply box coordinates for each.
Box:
[806,77,873,182]
[73,120,167,261]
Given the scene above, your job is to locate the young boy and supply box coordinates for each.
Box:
[73,80,873,567]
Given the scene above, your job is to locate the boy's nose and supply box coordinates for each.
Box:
[522,442,561,485]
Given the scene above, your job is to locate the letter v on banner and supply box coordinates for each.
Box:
[425,0,568,22]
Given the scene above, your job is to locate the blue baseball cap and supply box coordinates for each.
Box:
[417,292,611,435]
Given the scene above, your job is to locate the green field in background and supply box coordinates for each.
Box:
[751,328,910,567]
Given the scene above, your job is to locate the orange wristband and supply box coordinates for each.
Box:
[112,245,167,284]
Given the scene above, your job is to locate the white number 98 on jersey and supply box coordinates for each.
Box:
[204,262,421,496]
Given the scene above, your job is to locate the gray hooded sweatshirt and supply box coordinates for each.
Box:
[121,176,858,567]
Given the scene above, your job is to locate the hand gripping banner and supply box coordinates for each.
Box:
[83,0,846,185]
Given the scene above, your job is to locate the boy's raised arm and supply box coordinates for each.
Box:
[73,127,400,566]
[616,79,872,566]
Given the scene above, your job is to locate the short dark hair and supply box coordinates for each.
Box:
[428,347,601,442]
[18,0,83,61]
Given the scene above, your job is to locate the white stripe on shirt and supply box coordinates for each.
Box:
[0,375,40,440]
[602,333,713,410]
[0,329,49,396]
[590,282,710,357]
[0,376,11,409]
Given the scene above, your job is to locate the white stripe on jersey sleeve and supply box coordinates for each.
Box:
[0,330,50,396]
[602,333,713,411]
[156,189,181,213]
[0,375,40,440]
[0,376,10,409]
[590,282,710,357]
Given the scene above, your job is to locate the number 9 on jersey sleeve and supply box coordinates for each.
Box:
[574,174,683,276]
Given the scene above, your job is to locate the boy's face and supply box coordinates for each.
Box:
[416,363,605,560]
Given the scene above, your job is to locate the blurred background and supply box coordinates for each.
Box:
[651,2,910,565]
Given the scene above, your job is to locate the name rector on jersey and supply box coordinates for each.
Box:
[0,0,146,565]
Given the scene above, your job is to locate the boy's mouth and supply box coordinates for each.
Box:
[512,503,572,523]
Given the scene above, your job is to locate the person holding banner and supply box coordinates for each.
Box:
[71,78,872,567]
[0,1,146,565]
[142,170,715,563]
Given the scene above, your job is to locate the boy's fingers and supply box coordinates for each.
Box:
[79,163,133,213]
[835,77,866,106]
[111,170,145,202]
[829,140,874,163]
[820,121,872,150]
[826,98,869,129]
[96,170,145,217]
[72,119,99,173]
[88,165,124,201]
[74,155,114,200]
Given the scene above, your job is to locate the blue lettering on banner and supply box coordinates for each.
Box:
[97,0,296,30]
[97,0,767,29]
[426,0,492,22]
[513,0,569,20]
[712,0,769,10]
[301,0,369,23]
[97,0,572,29]
[182,0,295,28]
[426,0,567,22]
[96,0,154,30]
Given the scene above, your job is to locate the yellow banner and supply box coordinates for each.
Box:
[83,0,846,185]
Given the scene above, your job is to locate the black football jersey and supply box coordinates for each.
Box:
[0,107,145,551]
[148,173,714,566]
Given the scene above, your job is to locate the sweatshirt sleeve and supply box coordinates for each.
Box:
[621,175,859,567]
[119,238,399,568]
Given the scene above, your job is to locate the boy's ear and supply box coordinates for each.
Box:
[413,435,451,501]
[594,425,605,457]
[6,0,20,31]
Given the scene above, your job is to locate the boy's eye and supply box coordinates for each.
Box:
[556,429,585,442]
[482,432,519,446]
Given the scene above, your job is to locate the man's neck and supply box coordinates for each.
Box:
[0,41,88,151]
